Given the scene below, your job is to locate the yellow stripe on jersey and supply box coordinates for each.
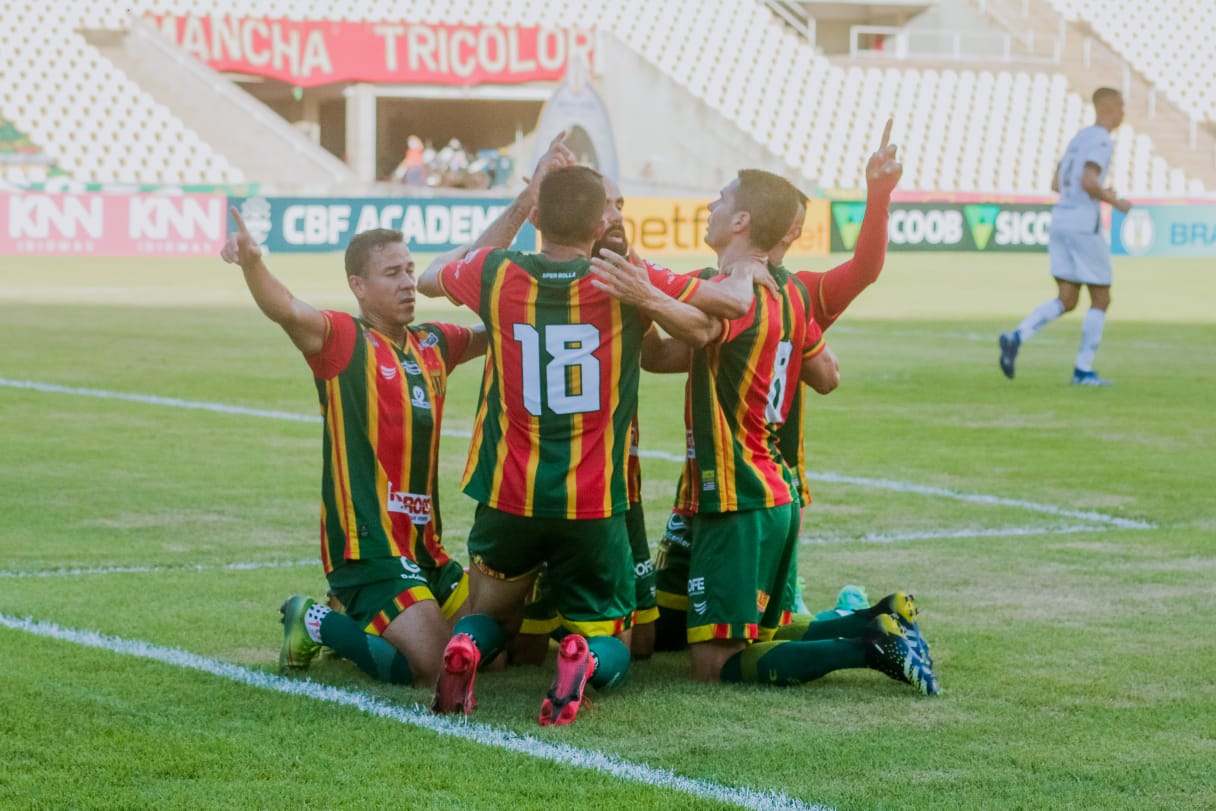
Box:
[363,342,397,557]
[565,286,582,517]
[486,267,514,509]
[705,348,736,512]
[604,300,623,515]
[325,377,359,558]
[522,280,541,516]
[733,299,777,509]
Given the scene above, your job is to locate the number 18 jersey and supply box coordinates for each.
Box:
[439,247,698,520]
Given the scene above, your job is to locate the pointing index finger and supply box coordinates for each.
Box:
[229,205,249,236]
[880,118,893,150]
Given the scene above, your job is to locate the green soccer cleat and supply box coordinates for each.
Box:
[279,595,322,671]
[865,613,939,696]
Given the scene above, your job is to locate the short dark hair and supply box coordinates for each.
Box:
[345,229,404,277]
[735,169,800,252]
[536,165,604,244]
[1093,87,1122,106]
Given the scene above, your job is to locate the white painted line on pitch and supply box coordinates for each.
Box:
[1,378,1154,531]
[802,524,1106,546]
[0,559,315,579]
[807,471,1154,529]
[0,613,832,811]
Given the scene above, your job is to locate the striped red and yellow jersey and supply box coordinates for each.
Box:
[627,414,642,504]
[777,265,857,501]
[304,311,471,583]
[675,266,824,514]
[439,247,699,519]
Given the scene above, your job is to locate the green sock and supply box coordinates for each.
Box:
[318,612,413,686]
[586,635,630,690]
[720,639,867,686]
[453,613,508,663]
[772,618,811,641]
[795,612,874,641]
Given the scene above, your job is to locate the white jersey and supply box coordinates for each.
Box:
[1051,125,1113,233]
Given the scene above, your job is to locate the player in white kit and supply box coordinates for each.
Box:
[999,87,1132,386]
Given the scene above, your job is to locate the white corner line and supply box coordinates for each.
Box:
[0,613,832,811]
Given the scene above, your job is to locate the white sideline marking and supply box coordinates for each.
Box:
[802,524,1105,546]
[0,613,832,811]
[0,559,315,579]
[1,378,1153,531]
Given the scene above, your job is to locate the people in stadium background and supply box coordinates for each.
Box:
[999,87,1133,386]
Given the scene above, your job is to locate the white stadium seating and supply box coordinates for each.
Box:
[1045,0,1216,123]
[0,0,1204,193]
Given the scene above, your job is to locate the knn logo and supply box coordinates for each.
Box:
[831,202,867,250]
[964,204,1000,251]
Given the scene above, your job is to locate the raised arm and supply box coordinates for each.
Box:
[418,133,575,297]
[222,206,326,355]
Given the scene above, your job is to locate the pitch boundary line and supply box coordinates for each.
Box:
[0,612,831,811]
[801,523,1107,545]
[2,378,1154,531]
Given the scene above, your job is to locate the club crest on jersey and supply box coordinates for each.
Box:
[386,483,432,525]
[411,385,430,409]
[419,332,440,349]
[379,364,397,380]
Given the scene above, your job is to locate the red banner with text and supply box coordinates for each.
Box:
[148,16,595,87]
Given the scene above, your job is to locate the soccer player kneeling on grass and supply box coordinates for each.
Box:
[598,168,938,694]
[418,151,750,725]
[222,213,489,689]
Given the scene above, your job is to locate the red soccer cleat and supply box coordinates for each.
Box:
[539,634,592,727]
[431,633,480,715]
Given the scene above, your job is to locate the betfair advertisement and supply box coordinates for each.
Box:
[621,198,830,258]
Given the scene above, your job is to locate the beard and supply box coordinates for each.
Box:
[593,227,629,258]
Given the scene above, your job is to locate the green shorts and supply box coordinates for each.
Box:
[327,556,468,636]
[686,502,799,643]
[469,503,633,637]
[520,500,655,633]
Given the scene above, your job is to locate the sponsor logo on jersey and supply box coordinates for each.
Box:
[411,384,430,409]
[379,364,397,380]
[402,360,422,375]
[386,483,433,525]
[419,332,440,349]
[399,557,422,576]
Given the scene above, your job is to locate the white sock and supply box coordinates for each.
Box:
[1016,298,1066,342]
[1074,308,1106,372]
[305,602,330,644]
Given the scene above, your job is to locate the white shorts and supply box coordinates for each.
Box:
[1049,228,1112,286]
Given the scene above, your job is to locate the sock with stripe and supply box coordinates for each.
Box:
[452,613,508,664]
[720,639,867,686]
[586,635,630,690]
[311,606,413,686]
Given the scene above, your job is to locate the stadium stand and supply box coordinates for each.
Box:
[0,0,1206,194]
[1044,0,1216,123]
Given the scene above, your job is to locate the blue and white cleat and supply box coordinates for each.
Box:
[1071,368,1113,386]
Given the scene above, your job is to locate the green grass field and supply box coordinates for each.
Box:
[2,251,1214,810]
